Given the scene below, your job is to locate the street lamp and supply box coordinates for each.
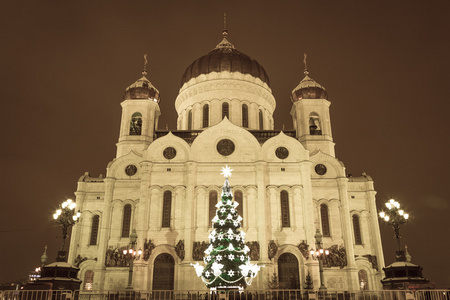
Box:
[311,229,329,291]
[53,199,80,262]
[379,199,409,254]
[122,229,142,290]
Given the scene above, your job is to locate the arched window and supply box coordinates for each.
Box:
[358,270,368,290]
[83,270,94,290]
[188,110,192,130]
[203,104,209,128]
[121,204,132,237]
[152,254,175,290]
[242,104,248,128]
[278,253,300,289]
[353,214,362,245]
[281,190,290,227]
[162,191,172,228]
[89,215,100,245]
[320,204,330,237]
[259,110,263,130]
[309,112,322,135]
[129,112,142,135]
[209,191,218,227]
[234,190,243,224]
[222,103,229,119]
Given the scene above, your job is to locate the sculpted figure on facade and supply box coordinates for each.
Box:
[297,241,309,260]
[143,239,156,261]
[268,240,278,260]
[323,244,347,269]
[175,240,185,261]
[193,241,209,261]
[246,241,260,261]
[363,254,378,270]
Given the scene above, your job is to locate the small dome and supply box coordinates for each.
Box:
[181,32,270,87]
[124,75,160,102]
[291,74,327,102]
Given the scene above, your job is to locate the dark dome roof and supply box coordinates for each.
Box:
[291,73,327,102]
[124,74,160,102]
[181,34,270,87]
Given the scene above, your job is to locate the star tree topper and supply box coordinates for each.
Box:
[221,165,233,178]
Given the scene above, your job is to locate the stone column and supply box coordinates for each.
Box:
[68,190,85,264]
[97,177,116,291]
[337,177,358,290]
[366,188,385,281]
[299,161,315,246]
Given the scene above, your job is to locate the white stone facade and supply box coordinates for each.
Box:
[68,43,385,292]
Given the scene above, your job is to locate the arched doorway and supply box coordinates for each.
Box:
[152,253,175,290]
[278,253,300,289]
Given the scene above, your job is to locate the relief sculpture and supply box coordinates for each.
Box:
[193,241,209,261]
[105,246,130,267]
[323,244,347,269]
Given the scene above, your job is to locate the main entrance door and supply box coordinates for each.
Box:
[278,253,300,289]
[152,253,175,290]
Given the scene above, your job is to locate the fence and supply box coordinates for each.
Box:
[1,290,449,300]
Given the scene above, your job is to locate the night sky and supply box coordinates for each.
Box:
[1,1,449,288]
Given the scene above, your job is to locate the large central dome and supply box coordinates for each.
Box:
[181,32,270,87]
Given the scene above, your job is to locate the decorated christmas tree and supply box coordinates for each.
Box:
[191,166,262,289]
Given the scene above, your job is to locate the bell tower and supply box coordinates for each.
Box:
[116,55,161,158]
[290,54,335,157]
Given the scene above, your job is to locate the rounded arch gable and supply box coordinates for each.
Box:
[107,151,143,179]
[261,132,308,162]
[190,118,261,162]
[145,132,191,162]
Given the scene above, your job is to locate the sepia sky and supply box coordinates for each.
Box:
[1,0,449,288]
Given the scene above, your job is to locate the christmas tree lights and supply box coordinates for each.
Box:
[191,165,263,288]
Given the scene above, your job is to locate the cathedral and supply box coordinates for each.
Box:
[68,30,385,292]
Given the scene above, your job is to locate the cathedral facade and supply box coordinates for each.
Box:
[68,31,385,291]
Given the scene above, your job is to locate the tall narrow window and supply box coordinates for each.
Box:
[242,104,248,128]
[89,215,100,245]
[320,204,330,237]
[259,110,263,130]
[188,110,192,130]
[353,214,362,245]
[83,270,94,290]
[130,112,142,135]
[162,191,172,228]
[281,190,290,227]
[209,191,218,227]
[122,205,132,237]
[234,191,243,224]
[309,112,322,135]
[358,270,368,290]
[203,104,209,128]
[222,103,229,119]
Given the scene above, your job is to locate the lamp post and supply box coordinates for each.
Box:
[379,199,409,252]
[311,229,329,291]
[53,199,80,262]
[123,229,142,290]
